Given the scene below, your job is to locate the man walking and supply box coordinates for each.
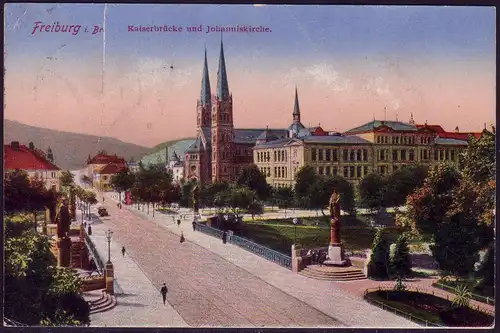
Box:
[177,219,181,227]
[121,246,126,257]
[160,283,168,305]
[192,220,196,231]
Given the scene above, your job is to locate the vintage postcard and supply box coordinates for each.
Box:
[3,3,496,328]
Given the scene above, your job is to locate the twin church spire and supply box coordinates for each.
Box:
[199,37,230,105]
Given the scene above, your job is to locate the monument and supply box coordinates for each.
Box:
[192,184,200,214]
[324,189,347,266]
[55,198,72,267]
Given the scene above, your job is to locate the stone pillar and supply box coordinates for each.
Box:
[105,262,115,295]
[291,244,303,273]
[57,236,71,267]
[330,217,341,246]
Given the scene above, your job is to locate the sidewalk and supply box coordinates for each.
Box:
[107,193,418,328]
[83,209,187,327]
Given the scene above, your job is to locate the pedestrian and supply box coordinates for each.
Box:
[177,219,181,227]
[160,283,168,304]
[102,197,105,203]
[180,231,185,243]
[88,224,92,235]
[192,220,196,231]
[222,231,227,244]
[121,246,126,257]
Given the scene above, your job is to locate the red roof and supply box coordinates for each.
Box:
[4,144,60,171]
[88,153,126,165]
[98,162,127,174]
[416,124,446,133]
[438,132,482,140]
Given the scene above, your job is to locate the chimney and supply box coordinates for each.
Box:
[10,141,20,150]
[455,126,459,133]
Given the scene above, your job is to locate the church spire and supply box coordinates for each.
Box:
[200,46,211,106]
[217,35,230,100]
[293,86,301,123]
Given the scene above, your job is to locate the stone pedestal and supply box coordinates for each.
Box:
[325,244,347,266]
[57,236,71,267]
[291,244,304,273]
[105,262,115,295]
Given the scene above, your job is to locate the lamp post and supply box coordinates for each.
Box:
[293,218,298,245]
[105,229,113,264]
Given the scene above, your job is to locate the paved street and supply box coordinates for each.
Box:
[93,190,418,328]
[90,196,342,327]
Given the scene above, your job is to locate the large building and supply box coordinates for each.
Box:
[4,141,61,191]
[184,40,483,187]
[85,152,127,190]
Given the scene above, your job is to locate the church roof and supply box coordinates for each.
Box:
[345,120,418,134]
[256,128,279,142]
[234,128,287,144]
[185,137,203,153]
[293,86,300,116]
[287,122,306,132]
[254,134,370,148]
[217,39,230,100]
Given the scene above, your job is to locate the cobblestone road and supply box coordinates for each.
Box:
[98,200,340,327]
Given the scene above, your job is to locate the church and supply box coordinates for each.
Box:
[184,40,482,187]
[184,39,290,184]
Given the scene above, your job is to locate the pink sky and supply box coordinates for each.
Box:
[5,54,495,148]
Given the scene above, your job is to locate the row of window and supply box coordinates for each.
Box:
[312,148,369,162]
[316,165,369,179]
[34,171,57,179]
[377,149,456,162]
[377,135,435,145]
[256,150,289,163]
[212,112,232,123]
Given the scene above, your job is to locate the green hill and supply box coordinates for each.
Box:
[140,138,196,166]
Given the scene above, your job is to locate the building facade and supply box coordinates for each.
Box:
[4,141,61,191]
[166,150,185,184]
[86,152,127,190]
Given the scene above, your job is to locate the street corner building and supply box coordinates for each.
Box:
[184,39,485,187]
[4,141,61,191]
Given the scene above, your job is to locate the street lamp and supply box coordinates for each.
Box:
[292,218,298,245]
[105,229,114,264]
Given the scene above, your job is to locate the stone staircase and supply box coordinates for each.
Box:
[88,290,117,315]
[299,265,366,281]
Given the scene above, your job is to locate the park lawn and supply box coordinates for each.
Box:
[435,279,494,299]
[366,291,444,325]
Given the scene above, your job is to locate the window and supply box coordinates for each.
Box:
[349,166,355,178]
[451,150,455,161]
[284,151,287,162]
[363,149,368,161]
[266,152,270,161]
[274,167,277,177]
[440,150,445,160]
[333,166,338,175]
[318,149,324,161]
[326,149,331,161]
[326,166,331,175]
[434,150,439,160]
[343,149,348,161]
[274,151,277,162]
[350,150,355,161]
[51,172,56,178]
[393,150,398,161]
[409,150,414,161]
[356,166,362,178]
[333,149,338,161]
[401,149,407,160]
[379,150,386,161]
[395,137,399,144]
[363,166,368,176]
[103,176,108,180]
[281,151,285,162]
[319,166,324,175]
[377,136,381,144]
[311,148,317,161]
[343,166,349,178]
[356,149,362,161]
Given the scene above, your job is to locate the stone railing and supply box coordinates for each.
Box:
[84,232,104,274]
[230,234,292,269]
[195,223,292,269]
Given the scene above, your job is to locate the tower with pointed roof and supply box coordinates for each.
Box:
[287,86,305,138]
[211,36,235,182]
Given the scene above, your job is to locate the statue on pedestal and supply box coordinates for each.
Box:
[325,189,347,266]
[55,199,72,267]
[192,184,200,214]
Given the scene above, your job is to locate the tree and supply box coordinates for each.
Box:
[224,186,256,219]
[367,228,390,279]
[294,166,319,208]
[359,173,386,212]
[179,181,195,208]
[237,164,271,201]
[59,170,75,190]
[273,186,294,217]
[110,169,135,202]
[390,234,411,278]
[431,212,480,279]
[383,165,428,207]
[405,163,461,239]
[4,219,90,326]
[47,147,54,163]
[29,142,35,150]
[459,129,495,183]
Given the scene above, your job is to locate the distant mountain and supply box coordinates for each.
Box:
[4,119,151,170]
[140,138,196,166]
